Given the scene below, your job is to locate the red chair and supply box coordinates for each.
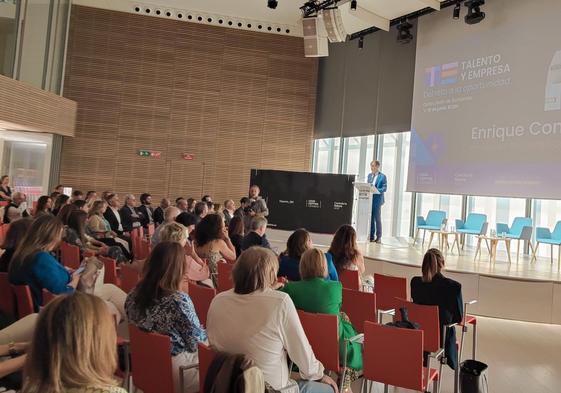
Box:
[60,241,81,270]
[0,223,10,245]
[129,325,174,393]
[99,256,120,286]
[119,264,140,293]
[374,273,407,319]
[459,300,478,361]
[216,262,233,293]
[0,201,8,207]
[339,269,361,291]
[12,284,34,318]
[341,288,376,333]
[0,272,16,318]
[198,343,216,393]
[42,289,57,306]
[297,310,358,392]
[362,322,439,393]
[147,223,155,237]
[189,284,216,327]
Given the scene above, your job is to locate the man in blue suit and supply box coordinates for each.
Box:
[367,160,387,243]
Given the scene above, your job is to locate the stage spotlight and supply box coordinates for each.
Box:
[396,19,413,44]
[350,0,357,11]
[358,35,364,49]
[453,1,461,20]
[464,0,485,25]
[267,0,278,9]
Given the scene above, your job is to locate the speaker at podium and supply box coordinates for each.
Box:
[353,182,379,242]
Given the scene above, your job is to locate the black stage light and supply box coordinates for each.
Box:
[267,0,278,9]
[350,0,357,11]
[397,19,413,44]
[358,35,364,49]
[465,0,485,25]
[453,1,461,20]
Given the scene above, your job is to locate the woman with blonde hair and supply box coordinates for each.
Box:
[281,248,362,392]
[126,242,207,393]
[87,200,130,260]
[207,247,337,393]
[411,248,463,370]
[22,292,126,393]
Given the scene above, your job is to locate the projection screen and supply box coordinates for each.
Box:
[407,0,561,199]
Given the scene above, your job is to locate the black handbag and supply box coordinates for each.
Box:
[385,307,420,330]
[460,359,489,393]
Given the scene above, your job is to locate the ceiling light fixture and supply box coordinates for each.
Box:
[358,35,364,49]
[464,0,485,25]
[396,19,413,44]
[267,0,278,10]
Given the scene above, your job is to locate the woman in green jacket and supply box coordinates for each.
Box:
[281,248,362,392]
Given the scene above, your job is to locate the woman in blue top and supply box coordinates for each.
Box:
[126,241,207,393]
[278,228,338,281]
[8,215,80,311]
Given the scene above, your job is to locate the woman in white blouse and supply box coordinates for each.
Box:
[206,247,337,393]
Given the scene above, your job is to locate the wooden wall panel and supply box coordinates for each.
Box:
[60,5,317,202]
[0,74,76,136]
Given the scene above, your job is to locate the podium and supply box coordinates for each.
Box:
[354,182,378,242]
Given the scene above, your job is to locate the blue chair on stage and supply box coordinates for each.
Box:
[496,217,534,262]
[455,213,488,250]
[534,221,561,268]
[414,210,447,246]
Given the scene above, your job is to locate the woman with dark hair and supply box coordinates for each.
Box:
[8,215,80,310]
[126,242,207,393]
[411,248,463,370]
[65,210,126,263]
[0,175,12,202]
[34,195,52,216]
[327,225,364,277]
[57,203,78,225]
[227,215,244,258]
[277,228,312,281]
[0,218,33,272]
[51,194,70,217]
[194,214,236,287]
[72,199,89,212]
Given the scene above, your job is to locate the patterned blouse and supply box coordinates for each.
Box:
[125,289,207,356]
[66,385,127,393]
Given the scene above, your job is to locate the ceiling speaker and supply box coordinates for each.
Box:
[322,8,347,43]
[302,17,329,57]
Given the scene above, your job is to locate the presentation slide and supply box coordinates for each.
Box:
[407,0,561,199]
[250,169,355,234]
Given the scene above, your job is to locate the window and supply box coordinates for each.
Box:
[312,138,341,174]
[341,135,375,180]
[532,199,561,257]
[416,193,463,226]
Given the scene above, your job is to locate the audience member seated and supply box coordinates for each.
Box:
[227,215,244,258]
[152,206,181,246]
[9,214,128,320]
[0,339,28,391]
[0,175,12,202]
[53,184,64,195]
[278,228,312,282]
[186,198,196,214]
[65,210,127,263]
[126,242,207,393]
[207,202,216,214]
[103,193,125,236]
[281,249,362,392]
[222,199,235,226]
[327,225,371,283]
[72,199,89,213]
[234,197,250,218]
[241,217,271,251]
[57,203,78,225]
[119,194,142,233]
[34,195,52,216]
[70,189,84,203]
[159,221,209,286]
[138,193,154,229]
[411,248,463,370]
[207,247,337,393]
[0,313,37,344]
[0,218,33,273]
[51,194,70,217]
[153,198,171,226]
[3,192,29,224]
[194,214,236,287]
[201,195,212,203]
[193,201,208,224]
[85,190,97,208]
[176,197,188,213]
[87,200,131,258]
[22,292,127,393]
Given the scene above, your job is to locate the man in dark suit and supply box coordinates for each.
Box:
[241,216,271,251]
[153,198,170,227]
[137,193,154,229]
[119,194,143,233]
[367,160,388,243]
[104,193,124,235]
